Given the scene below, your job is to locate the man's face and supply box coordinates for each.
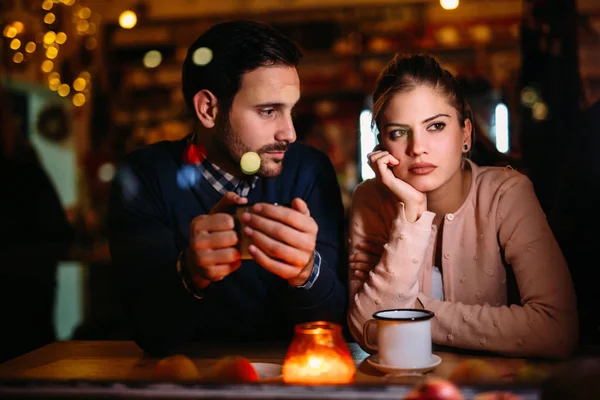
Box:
[217,65,300,177]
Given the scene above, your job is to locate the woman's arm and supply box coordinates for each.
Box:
[419,175,578,359]
[347,180,435,349]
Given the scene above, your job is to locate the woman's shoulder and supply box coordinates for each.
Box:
[473,162,533,194]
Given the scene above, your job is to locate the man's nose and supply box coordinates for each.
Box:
[276,115,296,143]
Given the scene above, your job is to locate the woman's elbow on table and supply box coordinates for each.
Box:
[536,314,579,360]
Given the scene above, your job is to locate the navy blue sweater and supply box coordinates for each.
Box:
[108,138,348,356]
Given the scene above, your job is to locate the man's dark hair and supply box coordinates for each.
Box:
[181,20,302,114]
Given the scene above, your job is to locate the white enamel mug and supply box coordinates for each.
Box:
[362,309,434,369]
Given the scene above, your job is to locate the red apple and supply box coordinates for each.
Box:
[403,377,464,400]
[203,356,259,383]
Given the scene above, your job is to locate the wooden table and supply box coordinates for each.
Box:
[0,340,563,399]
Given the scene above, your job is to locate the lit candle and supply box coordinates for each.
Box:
[283,322,355,384]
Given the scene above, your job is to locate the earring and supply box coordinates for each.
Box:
[463,144,469,151]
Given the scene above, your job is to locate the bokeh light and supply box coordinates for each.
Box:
[119,10,137,29]
[193,47,213,66]
[143,50,162,68]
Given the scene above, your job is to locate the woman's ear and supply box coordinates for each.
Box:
[193,90,219,129]
[463,118,473,148]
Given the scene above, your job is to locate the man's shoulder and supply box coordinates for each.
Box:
[284,143,333,172]
[121,138,186,175]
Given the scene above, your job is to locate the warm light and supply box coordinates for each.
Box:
[520,87,538,107]
[43,31,57,45]
[12,21,25,34]
[73,77,86,91]
[73,93,86,107]
[436,26,460,46]
[13,52,24,63]
[282,321,355,384]
[119,10,137,29]
[532,101,549,121]
[58,84,70,97]
[63,0,75,5]
[79,7,92,19]
[4,26,17,38]
[41,60,54,72]
[10,38,21,50]
[77,20,90,33]
[55,32,67,44]
[44,12,56,24]
[48,72,60,83]
[25,41,36,53]
[143,50,162,68]
[469,25,492,44]
[42,0,53,10]
[440,0,459,10]
[46,46,58,59]
[79,71,91,81]
[49,80,60,91]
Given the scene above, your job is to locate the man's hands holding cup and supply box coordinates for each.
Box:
[239,198,318,287]
[185,192,318,290]
[185,192,247,289]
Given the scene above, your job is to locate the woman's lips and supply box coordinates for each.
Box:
[409,163,436,175]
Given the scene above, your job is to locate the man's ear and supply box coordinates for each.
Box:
[193,90,219,129]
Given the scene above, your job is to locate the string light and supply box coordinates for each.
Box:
[0,0,100,106]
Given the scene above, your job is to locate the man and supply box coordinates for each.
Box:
[108,20,347,357]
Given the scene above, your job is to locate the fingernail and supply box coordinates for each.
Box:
[253,204,263,212]
[243,226,253,236]
[248,245,256,253]
[241,212,251,222]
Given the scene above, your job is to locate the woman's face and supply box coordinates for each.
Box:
[378,84,471,193]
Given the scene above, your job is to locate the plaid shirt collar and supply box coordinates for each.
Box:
[200,158,259,197]
[183,133,259,197]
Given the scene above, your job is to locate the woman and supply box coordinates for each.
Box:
[348,53,578,359]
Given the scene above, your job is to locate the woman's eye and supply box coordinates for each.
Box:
[428,122,446,131]
[389,129,409,138]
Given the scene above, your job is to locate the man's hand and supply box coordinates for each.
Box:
[240,198,318,286]
[185,192,247,289]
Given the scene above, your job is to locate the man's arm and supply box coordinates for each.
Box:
[108,163,202,357]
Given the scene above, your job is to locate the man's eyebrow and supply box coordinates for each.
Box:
[422,113,450,124]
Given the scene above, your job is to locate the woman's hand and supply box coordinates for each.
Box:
[349,241,383,280]
[368,149,427,222]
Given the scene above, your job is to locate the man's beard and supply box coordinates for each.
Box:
[215,115,289,178]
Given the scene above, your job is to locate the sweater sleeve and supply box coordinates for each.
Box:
[347,181,435,349]
[418,174,578,359]
[108,161,202,357]
[284,154,347,327]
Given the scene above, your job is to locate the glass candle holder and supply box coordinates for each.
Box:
[282,321,356,384]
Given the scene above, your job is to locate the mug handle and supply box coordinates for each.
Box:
[362,319,378,352]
